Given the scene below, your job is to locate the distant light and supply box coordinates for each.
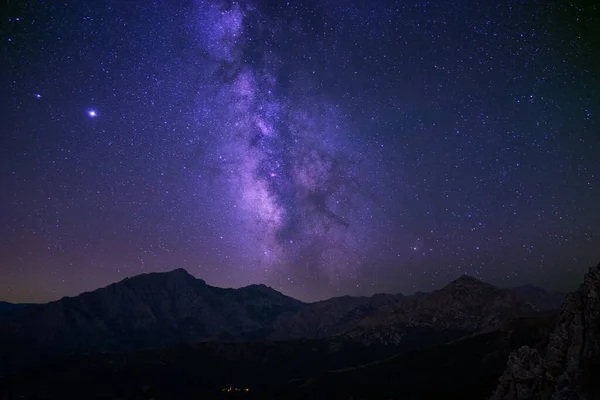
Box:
[34,93,41,99]
[88,110,97,117]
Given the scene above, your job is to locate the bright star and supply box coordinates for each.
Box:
[88,110,97,117]
[34,94,41,99]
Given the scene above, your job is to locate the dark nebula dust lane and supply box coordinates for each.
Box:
[0,0,598,302]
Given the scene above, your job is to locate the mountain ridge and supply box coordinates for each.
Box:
[0,269,562,307]
[0,270,560,359]
[0,266,590,400]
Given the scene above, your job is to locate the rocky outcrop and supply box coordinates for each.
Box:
[491,263,600,400]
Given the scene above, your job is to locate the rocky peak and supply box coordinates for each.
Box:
[429,275,506,309]
[442,274,496,293]
[421,274,527,315]
[126,267,198,285]
[490,263,600,400]
[240,283,281,296]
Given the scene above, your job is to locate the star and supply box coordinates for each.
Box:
[0,0,597,304]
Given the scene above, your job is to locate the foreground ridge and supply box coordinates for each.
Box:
[491,263,600,400]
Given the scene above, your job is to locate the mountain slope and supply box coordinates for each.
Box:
[268,278,561,345]
[0,313,557,400]
[338,275,541,347]
[0,269,305,374]
[278,314,556,400]
[269,293,404,340]
[0,336,383,400]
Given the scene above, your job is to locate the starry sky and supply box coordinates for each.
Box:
[1,0,599,304]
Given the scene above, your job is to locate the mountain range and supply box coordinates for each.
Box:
[0,265,597,399]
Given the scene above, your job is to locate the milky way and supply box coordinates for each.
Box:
[0,0,598,302]
[189,0,384,286]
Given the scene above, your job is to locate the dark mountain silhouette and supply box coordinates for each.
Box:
[0,269,305,374]
[0,267,584,400]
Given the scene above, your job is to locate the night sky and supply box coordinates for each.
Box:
[1,0,598,304]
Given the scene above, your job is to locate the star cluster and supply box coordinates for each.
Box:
[1,0,598,303]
